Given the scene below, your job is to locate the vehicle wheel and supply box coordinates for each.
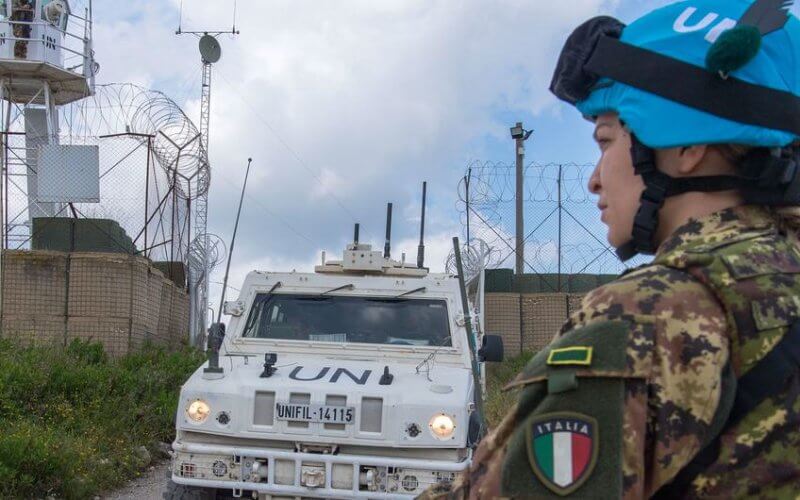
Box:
[163,479,219,500]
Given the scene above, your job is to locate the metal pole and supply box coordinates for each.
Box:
[383,202,393,259]
[417,181,426,269]
[4,97,11,251]
[143,138,150,257]
[465,168,471,245]
[217,158,253,324]
[0,89,4,325]
[558,164,562,292]
[170,172,176,266]
[515,122,524,276]
[453,236,486,438]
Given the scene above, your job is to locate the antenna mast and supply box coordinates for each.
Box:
[417,181,427,268]
[218,158,252,324]
[384,203,393,259]
[176,3,239,346]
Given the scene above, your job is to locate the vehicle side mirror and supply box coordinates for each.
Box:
[478,334,504,363]
[223,300,245,316]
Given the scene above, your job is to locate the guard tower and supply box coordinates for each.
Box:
[0,0,96,241]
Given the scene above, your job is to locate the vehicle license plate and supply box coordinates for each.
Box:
[275,402,355,424]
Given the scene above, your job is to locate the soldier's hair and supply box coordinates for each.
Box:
[711,144,800,243]
[710,144,752,166]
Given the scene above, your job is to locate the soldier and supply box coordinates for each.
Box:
[10,0,33,59]
[420,0,800,498]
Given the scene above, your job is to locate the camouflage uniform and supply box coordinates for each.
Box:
[420,205,800,499]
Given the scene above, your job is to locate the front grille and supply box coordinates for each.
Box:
[253,391,275,426]
[360,397,383,433]
[274,459,294,485]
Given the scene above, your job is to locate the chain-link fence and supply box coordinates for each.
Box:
[458,160,650,290]
[2,131,190,269]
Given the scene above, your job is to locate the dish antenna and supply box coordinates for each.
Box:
[199,34,221,64]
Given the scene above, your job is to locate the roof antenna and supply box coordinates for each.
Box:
[384,203,393,259]
[353,223,360,245]
[217,158,252,324]
[177,0,183,34]
[232,0,238,34]
[417,181,427,269]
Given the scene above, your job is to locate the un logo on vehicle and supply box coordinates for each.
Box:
[526,412,598,496]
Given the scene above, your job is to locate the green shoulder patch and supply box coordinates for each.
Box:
[525,412,599,496]
[547,346,593,366]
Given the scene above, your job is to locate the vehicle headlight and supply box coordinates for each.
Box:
[187,399,211,423]
[429,413,456,440]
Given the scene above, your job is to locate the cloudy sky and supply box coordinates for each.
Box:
[82,0,743,302]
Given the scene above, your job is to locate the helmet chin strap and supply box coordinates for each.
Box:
[615,135,744,262]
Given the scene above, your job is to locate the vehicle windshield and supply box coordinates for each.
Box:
[241,293,451,347]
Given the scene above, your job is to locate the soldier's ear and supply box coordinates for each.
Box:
[675,145,707,175]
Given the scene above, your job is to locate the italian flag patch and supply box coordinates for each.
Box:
[526,412,598,495]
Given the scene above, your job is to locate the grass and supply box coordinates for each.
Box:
[485,351,535,427]
[0,338,205,500]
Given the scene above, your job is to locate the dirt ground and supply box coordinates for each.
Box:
[101,461,169,500]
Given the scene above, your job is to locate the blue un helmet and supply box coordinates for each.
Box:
[551,0,800,260]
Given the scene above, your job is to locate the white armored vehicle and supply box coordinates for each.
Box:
[167,202,503,499]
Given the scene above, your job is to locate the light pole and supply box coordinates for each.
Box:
[510,122,533,276]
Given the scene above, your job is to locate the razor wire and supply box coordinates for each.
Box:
[62,83,210,199]
[457,160,650,288]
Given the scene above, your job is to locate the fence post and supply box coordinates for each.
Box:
[144,137,150,257]
[63,253,71,347]
[558,164,562,292]
[465,167,471,245]
[518,293,524,354]
[515,124,525,275]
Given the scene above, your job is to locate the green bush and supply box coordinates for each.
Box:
[0,338,205,499]
[484,351,535,428]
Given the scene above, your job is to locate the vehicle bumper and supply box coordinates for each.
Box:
[171,441,468,499]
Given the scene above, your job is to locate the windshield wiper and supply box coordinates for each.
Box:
[395,286,426,298]
[320,283,354,295]
[243,282,282,335]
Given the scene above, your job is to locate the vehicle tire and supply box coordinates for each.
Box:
[163,479,219,500]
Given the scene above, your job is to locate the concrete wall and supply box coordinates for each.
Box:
[1,250,189,356]
[484,292,585,356]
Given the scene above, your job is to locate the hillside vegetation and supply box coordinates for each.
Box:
[0,339,204,499]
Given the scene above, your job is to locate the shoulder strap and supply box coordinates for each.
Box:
[652,320,800,498]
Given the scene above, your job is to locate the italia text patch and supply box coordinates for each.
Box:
[547,346,593,366]
[525,412,598,496]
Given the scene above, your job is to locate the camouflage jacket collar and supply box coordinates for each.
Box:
[655,205,776,261]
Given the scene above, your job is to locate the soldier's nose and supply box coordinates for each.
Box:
[588,163,601,194]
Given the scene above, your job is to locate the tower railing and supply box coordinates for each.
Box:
[0,12,94,79]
